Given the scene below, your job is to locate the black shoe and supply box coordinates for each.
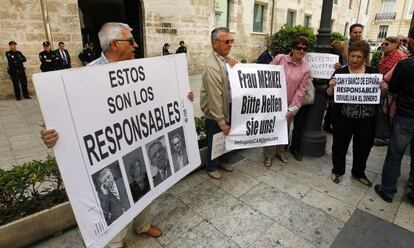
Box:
[290,149,303,161]
[323,124,333,134]
[16,97,21,101]
[407,193,414,205]
[331,173,342,184]
[373,138,389,146]
[374,185,393,203]
[353,176,373,187]
[24,95,31,99]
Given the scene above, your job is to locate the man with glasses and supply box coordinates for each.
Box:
[200,27,237,180]
[41,22,162,248]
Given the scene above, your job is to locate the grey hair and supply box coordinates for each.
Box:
[98,168,112,183]
[211,27,230,43]
[98,22,132,52]
[385,36,400,44]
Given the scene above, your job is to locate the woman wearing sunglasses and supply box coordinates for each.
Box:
[263,36,310,166]
[327,40,388,186]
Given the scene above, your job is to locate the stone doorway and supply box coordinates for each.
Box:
[78,0,144,58]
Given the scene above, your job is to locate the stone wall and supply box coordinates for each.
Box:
[0,0,82,99]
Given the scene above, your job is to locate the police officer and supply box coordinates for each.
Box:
[5,41,30,100]
[78,42,98,66]
[39,41,61,72]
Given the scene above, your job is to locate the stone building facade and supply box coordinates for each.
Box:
[1,0,368,99]
[365,0,412,43]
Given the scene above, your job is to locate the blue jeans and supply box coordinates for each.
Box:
[381,115,414,198]
[205,119,232,172]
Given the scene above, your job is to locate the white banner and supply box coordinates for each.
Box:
[32,54,200,248]
[306,52,339,79]
[226,63,288,150]
[334,73,383,104]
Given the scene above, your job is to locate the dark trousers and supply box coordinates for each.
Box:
[332,113,375,177]
[290,105,311,153]
[9,69,29,99]
[205,119,231,172]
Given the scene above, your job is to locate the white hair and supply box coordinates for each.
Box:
[98,22,132,52]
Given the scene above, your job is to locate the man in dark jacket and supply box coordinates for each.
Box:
[5,41,30,100]
[39,41,61,72]
[55,41,71,69]
[375,26,414,205]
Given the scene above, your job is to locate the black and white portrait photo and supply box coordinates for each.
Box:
[168,127,189,172]
[92,161,130,226]
[122,147,151,203]
[146,136,172,187]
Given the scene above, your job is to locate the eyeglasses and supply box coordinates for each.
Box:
[294,46,308,52]
[217,39,235,45]
[381,43,389,47]
[114,37,136,45]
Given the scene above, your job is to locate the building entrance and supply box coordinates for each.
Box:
[78,0,144,58]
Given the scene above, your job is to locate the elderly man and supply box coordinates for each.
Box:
[98,168,130,225]
[170,132,188,172]
[148,140,171,186]
[200,27,236,180]
[41,22,162,248]
[375,27,414,205]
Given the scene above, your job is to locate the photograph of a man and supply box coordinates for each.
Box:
[168,127,189,172]
[146,137,172,186]
[92,162,130,226]
[122,147,151,203]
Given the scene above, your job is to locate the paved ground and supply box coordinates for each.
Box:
[1,74,414,248]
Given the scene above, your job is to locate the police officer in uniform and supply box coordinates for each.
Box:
[78,42,98,65]
[5,41,30,100]
[39,41,61,72]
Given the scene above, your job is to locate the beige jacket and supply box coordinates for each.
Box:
[200,52,230,126]
[340,40,350,65]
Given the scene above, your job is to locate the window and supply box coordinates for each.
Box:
[343,22,349,36]
[365,0,370,15]
[253,3,265,32]
[304,15,311,28]
[407,0,414,18]
[348,0,353,9]
[215,0,229,27]
[382,0,395,13]
[286,10,296,26]
[378,25,389,39]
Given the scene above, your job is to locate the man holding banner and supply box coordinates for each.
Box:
[200,27,237,180]
[40,22,164,248]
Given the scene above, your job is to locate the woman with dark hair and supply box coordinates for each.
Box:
[162,43,170,55]
[263,36,311,166]
[129,160,150,202]
[327,40,388,186]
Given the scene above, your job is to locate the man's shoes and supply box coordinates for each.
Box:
[407,192,414,205]
[16,97,21,101]
[290,149,303,161]
[141,224,163,238]
[331,173,342,184]
[373,138,389,146]
[219,163,234,172]
[374,184,393,203]
[24,95,31,99]
[353,176,373,187]
[263,158,272,167]
[208,170,222,179]
[276,152,288,163]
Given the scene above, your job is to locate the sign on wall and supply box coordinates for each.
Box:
[33,54,200,248]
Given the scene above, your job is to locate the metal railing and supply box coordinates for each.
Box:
[375,12,397,20]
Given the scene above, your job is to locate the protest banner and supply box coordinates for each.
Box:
[225,63,289,150]
[32,54,200,248]
[306,52,339,79]
[334,73,383,104]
